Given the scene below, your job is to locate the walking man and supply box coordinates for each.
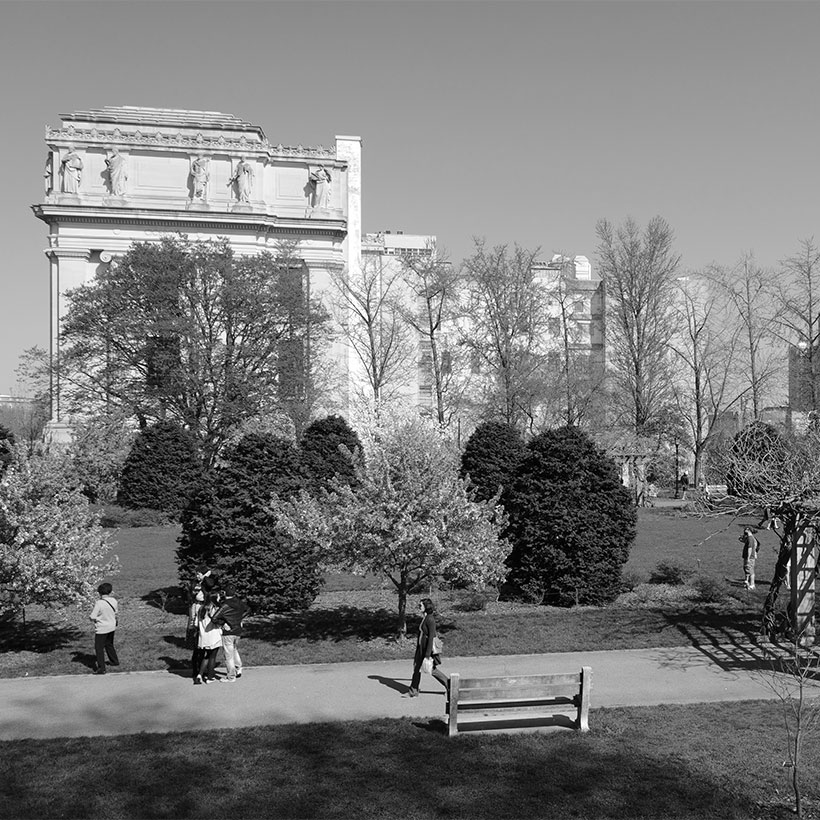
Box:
[213,585,250,682]
[89,583,119,674]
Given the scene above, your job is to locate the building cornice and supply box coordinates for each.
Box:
[31,203,348,239]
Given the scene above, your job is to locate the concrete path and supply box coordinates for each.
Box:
[0,643,816,740]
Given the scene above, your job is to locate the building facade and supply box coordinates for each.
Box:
[33,106,361,437]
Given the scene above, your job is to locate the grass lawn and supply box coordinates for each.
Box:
[0,509,786,679]
[0,701,815,819]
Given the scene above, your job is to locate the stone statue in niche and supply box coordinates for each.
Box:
[309,165,332,210]
[105,148,128,196]
[190,155,210,200]
[228,156,253,202]
[43,152,53,195]
[60,144,83,193]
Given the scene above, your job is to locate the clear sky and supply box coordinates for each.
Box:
[1,0,818,395]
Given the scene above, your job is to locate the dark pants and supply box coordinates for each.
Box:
[191,647,204,678]
[410,647,447,692]
[94,631,119,672]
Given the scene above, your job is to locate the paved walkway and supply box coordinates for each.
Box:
[1,642,817,740]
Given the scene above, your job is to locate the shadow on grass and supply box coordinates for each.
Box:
[245,606,423,644]
[141,586,188,615]
[70,651,96,671]
[0,620,83,653]
[158,655,193,676]
[661,608,775,672]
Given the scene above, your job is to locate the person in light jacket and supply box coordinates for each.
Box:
[89,582,119,675]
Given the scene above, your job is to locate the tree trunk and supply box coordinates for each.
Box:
[762,530,794,636]
[396,581,408,639]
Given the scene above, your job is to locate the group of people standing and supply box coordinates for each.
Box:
[187,566,250,685]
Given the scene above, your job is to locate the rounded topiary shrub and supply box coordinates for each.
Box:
[178,433,320,613]
[505,426,636,606]
[460,420,525,505]
[117,420,203,515]
[300,414,362,492]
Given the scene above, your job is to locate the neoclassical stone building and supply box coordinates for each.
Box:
[33,106,361,437]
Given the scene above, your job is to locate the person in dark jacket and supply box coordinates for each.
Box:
[212,585,250,682]
[406,597,448,697]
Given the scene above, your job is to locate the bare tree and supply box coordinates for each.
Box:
[596,216,681,435]
[399,242,464,427]
[709,252,782,424]
[329,255,414,414]
[774,238,820,415]
[544,255,608,428]
[670,274,746,484]
[458,239,550,431]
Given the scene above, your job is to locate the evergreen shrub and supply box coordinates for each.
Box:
[117,421,203,515]
[300,415,362,492]
[505,426,636,606]
[178,433,320,613]
[460,421,525,505]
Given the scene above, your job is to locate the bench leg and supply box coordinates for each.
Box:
[577,666,591,732]
[448,674,460,737]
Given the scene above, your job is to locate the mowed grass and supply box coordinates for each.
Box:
[0,701,815,819]
[0,509,782,679]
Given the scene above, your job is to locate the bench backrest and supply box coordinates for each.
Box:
[454,672,582,702]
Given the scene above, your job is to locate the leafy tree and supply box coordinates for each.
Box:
[0,425,14,475]
[117,420,203,515]
[67,409,135,504]
[178,434,319,612]
[277,417,508,635]
[300,415,362,493]
[596,216,681,435]
[506,426,636,606]
[460,420,524,506]
[60,236,329,463]
[0,446,116,624]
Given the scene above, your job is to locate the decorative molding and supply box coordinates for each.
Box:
[45,126,338,162]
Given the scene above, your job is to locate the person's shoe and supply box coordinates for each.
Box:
[404,688,419,698]
[236,671,242,679]
[194,676,203,685]
[109,661,120,667]
[93,670,106,675]
[219,677,236,683]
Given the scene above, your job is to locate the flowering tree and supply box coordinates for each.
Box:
[0,446,116,625]
[276,416,509,635]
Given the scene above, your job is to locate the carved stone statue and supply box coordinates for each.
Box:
[309,165,332,210]
[105,148,127,196]
[190,155,210,200]
[228,156,253,202]
[60,145,83,194]
[44,152,53,195]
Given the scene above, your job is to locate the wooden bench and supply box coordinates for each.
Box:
[446,667,591,737]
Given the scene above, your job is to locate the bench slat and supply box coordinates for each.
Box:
[457,683,580,701]
[457,697,576,711]
[458,673,579,689]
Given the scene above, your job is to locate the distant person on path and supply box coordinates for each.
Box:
[740,527,760,590]
[194,579,222,685]
[89,582,119,675]
[406,597,448,697]
[212,584,250,682]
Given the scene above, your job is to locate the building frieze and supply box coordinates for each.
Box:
[45,126,339,163]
